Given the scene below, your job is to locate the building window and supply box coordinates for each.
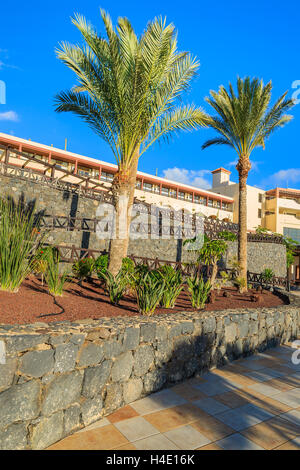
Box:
[185,193,193,201]
[178,191,185,200]
[135,180,142,189]
[161,186,169,196]
[258,193,263,203]
[143,182,153,192]
[258,208,262,218]
[283,227,300,243]
[169,189,176,198]
[100,171,114,182]
[207,199,213,207]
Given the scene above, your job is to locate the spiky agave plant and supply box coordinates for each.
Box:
[101,269,128,305]
[134,272,165,315]
[0,197,44,292]
[158,265,183,308]
[187,275,211,309]
[55,10,207,275]
[45,249,69,296]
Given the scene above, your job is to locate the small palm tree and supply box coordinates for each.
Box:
[55,11,207,275]
[202,77,294,289]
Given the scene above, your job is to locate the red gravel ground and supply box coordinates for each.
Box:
[0,276,287,325]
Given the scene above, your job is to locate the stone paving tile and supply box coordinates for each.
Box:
[247,383,282,398]
[130,389,187,415]
[238,360,269,371]
[244,368,286,383]
[271,388,300,408]
[193,378,242,397]
[76,417,110,432]
[278,409,300,427]
[213,391,250,409]
[274,436,300,450]
[197,443,223,450]
[262,378,296,392]
[216,404,274,431]
[133,434,180,450]
[193,397,230,416]
[164,425,211,450]
[143,404,209,432]
[170,383,207,401]
[114,416,159,442]
[216,433,264,450]
[48,424,129,450]
[191,415,235,441]
[245,393,293,416]
[108,405,139,424]
[240,416,300,450]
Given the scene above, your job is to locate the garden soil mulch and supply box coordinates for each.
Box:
[0,277,287,325]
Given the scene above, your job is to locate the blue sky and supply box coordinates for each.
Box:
[0,0,299,190]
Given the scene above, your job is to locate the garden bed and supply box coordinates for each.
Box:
[0,276,287,325]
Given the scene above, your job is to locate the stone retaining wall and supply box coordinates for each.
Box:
[0,301,299,450]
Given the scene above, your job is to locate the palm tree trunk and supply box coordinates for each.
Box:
[210,261,218,288]
[236,158,251,291]
[108,149,139,275]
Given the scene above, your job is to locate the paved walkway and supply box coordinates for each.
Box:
[48,342,300,451]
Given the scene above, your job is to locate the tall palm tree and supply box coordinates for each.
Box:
[55,11,207,275]
[202,77,294,289]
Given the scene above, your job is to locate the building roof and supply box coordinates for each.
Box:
[0,132,234,203]
[266,187,300,197]
[211,167,231,174]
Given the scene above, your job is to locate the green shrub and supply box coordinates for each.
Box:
[187,275,211,309]
[261,268,275,284]
[217,230,237,241]
[102,270,128,305]
[158,265,183,308]
[0,197,45,292]
[72,258,94,283]
[45,250,69,296]
[121,257,135,275]
[95,254,109,281]
[31,258,48,286]
[233,276,247,293]
[134,272,165,316]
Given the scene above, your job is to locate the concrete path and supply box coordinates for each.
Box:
[48,342,300,450]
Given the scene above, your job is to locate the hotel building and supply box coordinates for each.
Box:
[0,132,234,220]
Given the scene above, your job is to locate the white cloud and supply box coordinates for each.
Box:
[0,111,19,122]
[162,167,211,189]
[264,168,300,187]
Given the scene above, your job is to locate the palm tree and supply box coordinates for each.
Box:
[202,77,294,289]
[55,11,207,275]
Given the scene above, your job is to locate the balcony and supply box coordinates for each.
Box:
[278,198,300,212]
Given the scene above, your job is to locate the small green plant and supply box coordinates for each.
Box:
[102,270,128,305]
[186,275,211,309]
[45,250,69,296]
[31,258,48,286]
[121,257,135,275]
[261,268,275,284]
[72,258,94,284]
[228,256,242,279]
[0,197,45,292]
[95,254,109,281]
[217,230,237,241]
[158,265,183,308]
[233,276,247,293]
[198,239,227,287]
[133,272,165,316]
[133,263,150,282]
